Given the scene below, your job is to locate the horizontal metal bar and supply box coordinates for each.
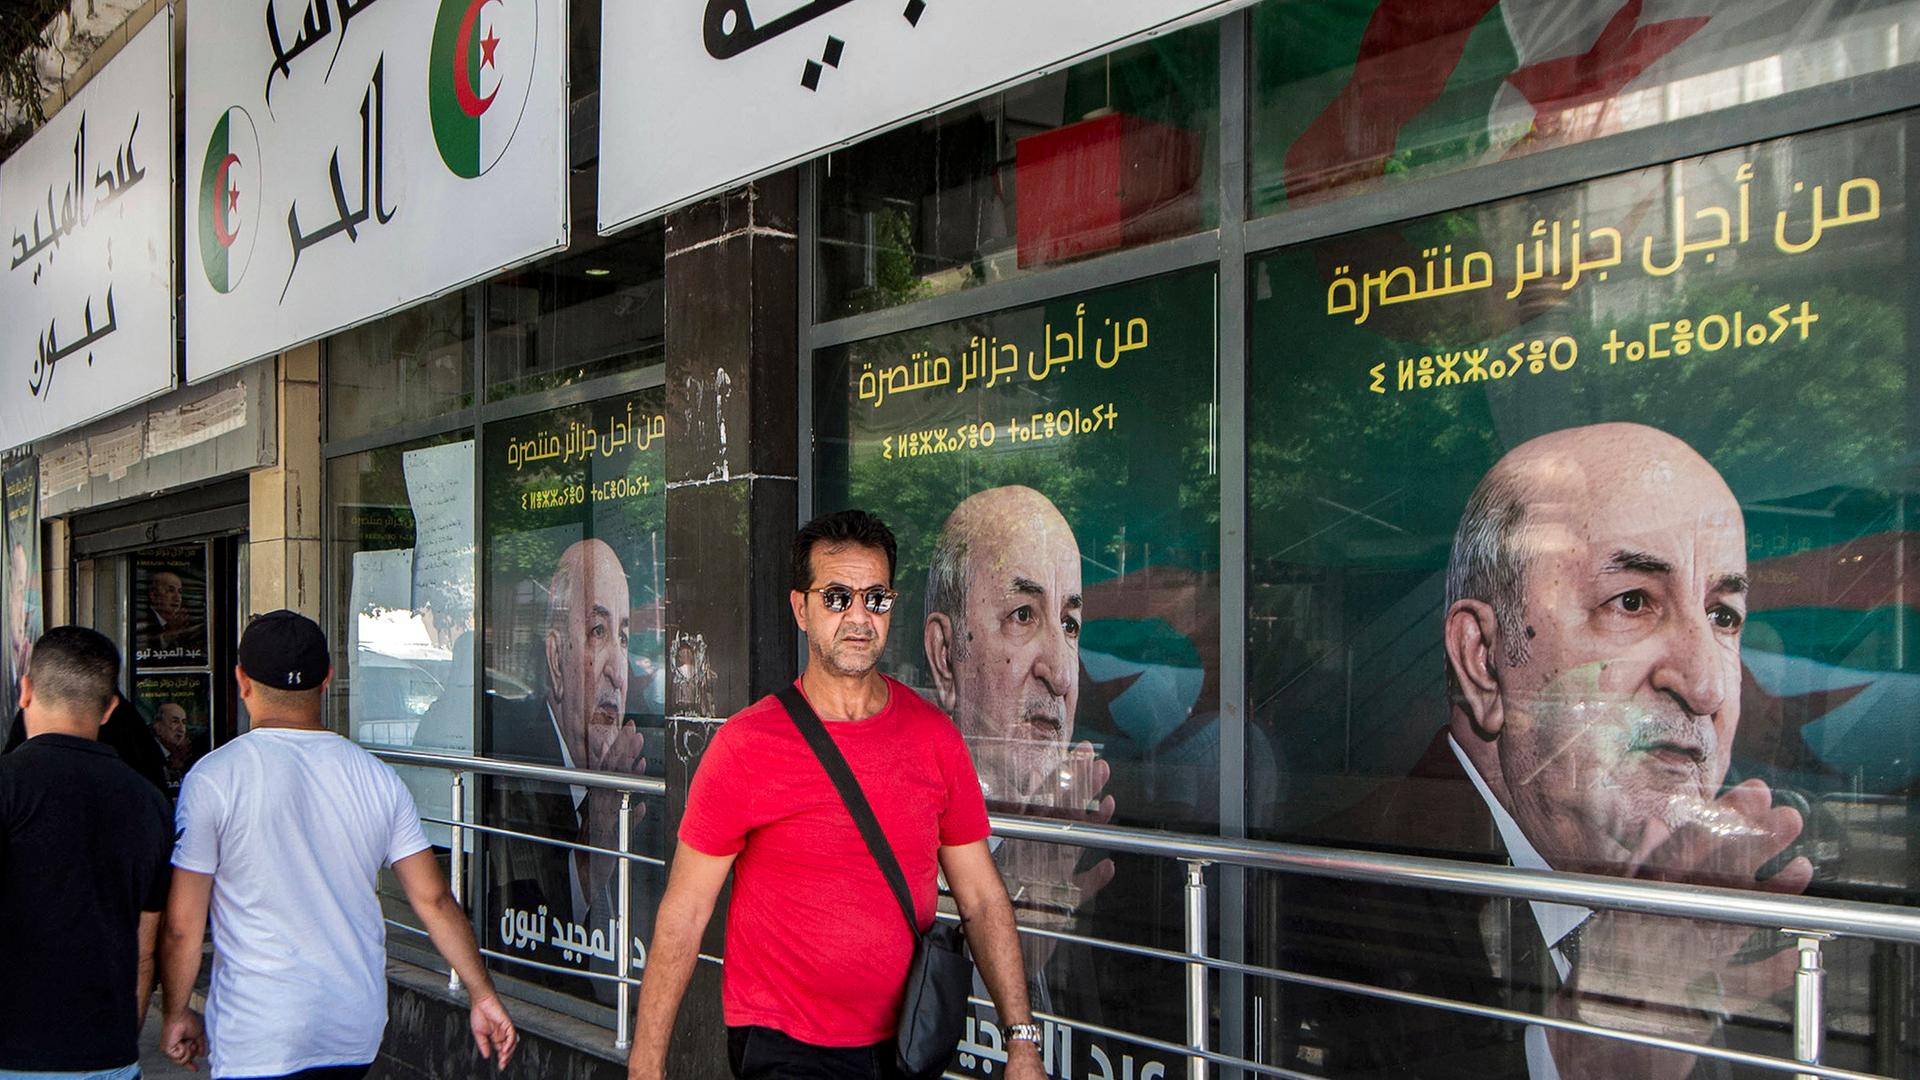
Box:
[935,909,1198,968]
[809,231,1220,349]
[1242,65,1920,256]
[477,364,667,425]
[322,410,477,460]
[1220,956,1889,1080]
[414,814,668,867]
[379,749,1920,947]
[371,747,667,796]
[388,918,640,986]
[479,946,639,987]
[988,817,1920,946]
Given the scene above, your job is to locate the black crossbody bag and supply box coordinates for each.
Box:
[776,684,973,1080]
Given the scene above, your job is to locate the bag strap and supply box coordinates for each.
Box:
[775,683,922,940]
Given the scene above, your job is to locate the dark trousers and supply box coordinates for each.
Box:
[228,1066,372,1080]
[728,1026,903,1080]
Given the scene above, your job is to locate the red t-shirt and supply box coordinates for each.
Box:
[679,676,991,1046]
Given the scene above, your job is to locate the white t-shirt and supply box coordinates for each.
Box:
[172,728,430,1078]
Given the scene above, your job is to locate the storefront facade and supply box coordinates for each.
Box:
[5,0,1920,1076]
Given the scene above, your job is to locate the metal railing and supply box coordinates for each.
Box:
[371,747,1920,1079]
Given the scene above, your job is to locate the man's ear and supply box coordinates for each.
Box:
[100,694,118,726]
[790,590,808,632]
[1444,599,1506,736]
[320,666,336,696]
[16,672,30,713]
[545,625,565,705]
[924,612,959,713]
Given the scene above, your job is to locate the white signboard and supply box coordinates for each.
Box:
[598,0,1256,233]
[0,15,175,452]
[186,0,568,381]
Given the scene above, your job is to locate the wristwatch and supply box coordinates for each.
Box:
[1006,1023,1043,1047]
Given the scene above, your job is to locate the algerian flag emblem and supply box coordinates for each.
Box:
[429,0,537,178]
[197,106,261,294]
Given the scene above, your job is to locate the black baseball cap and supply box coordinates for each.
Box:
[239,609,331,690]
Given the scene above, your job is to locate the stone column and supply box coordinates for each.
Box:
[247,345,323,617]
[659,172,800,1078]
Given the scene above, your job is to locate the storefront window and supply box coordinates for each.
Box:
[1250,0,1920,215]
[816,24,1219,320]
[479,388,666,999]
[1246,110,1913,1075]
[484,230,666,401]
[326,291,475,444]
[814,267,1220,1073]
[328,434,477,844]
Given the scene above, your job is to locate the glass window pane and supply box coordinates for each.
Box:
[816,24,1219,320]
[325,292,475,444]
[484,228,666,401]
[814,268,1219,1076]
[328,434,477,842]
[1250,0,1920,216]
[1246,110,1915,1074]
[479,389,666,1001]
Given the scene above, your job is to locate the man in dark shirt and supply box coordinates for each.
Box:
[0,626,173,1079]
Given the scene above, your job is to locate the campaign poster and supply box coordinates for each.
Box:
[1246,112,1912,1077]
[480,390,666,995]
[133,671,212,792]
[1,459,41,722]
[133,544,210,667]
[813,267,1221,1077]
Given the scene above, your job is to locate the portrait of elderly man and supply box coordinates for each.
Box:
[487,537,647,985]
[139,567,206,657]
[923,486,1116,991]
[1279,422,1810,1080]
[6,540,33,709]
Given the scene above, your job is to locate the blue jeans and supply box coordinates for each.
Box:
[0,1060,140,1068]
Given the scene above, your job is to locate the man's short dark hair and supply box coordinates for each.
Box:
[26,626,120,715]
[792,510,897,591]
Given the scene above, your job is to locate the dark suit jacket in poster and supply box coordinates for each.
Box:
[1270,731,1771,1080]
[485,693,596,989]
[1270,732,1543,1080]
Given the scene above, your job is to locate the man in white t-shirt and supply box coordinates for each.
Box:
[158,610,516,1078]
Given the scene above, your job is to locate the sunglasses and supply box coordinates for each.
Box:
[803,585,899,614]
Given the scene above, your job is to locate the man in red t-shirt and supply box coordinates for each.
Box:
[627,510,1044,1080]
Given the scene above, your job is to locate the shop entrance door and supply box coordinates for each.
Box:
[70,480,248,792]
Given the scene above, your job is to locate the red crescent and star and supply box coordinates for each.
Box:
[453,0,503,118]
[213,152,242,248]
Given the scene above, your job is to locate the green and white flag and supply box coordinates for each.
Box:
[196,107,261,294]
[430,0,539,179]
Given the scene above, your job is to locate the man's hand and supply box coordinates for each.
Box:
[581,720,648,901]
[162,1010,206,1071]
[470,992,518,1069]
[997,741,1116,967]
[1548,778,1812,1080]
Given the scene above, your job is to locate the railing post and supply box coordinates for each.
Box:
[1791,931,1831,1080]
[1185,860,1209,1080]
[616,791,635,1051]
[448,770,466,995]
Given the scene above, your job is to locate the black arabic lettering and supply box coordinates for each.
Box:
[264,0,331,110]
[326,0,386,79]
[29,287,116,401]
[703,0,858,59]
[281,57,395,301]
[91,114,147,211]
